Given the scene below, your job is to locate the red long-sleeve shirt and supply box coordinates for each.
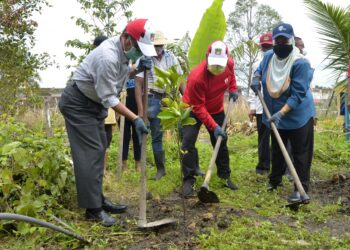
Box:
[183,58,238,131]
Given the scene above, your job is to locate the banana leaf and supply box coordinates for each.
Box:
[188,0,227,70]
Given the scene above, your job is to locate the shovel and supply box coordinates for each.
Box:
[256,90,310,209]
[198,98,235,203]
[137,69,177,229]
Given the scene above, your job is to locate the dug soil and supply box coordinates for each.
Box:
[104,173,350,249]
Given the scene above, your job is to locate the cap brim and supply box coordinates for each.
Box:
[260,41,273,45]
[208,57,228,67]
[137,41,157,57]
[272,33,293,39]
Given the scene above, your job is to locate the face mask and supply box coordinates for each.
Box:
[155,46,164,56]
[273,44,293,59]
[125,47,143,63]
[207,65,225,76]
[302,49,307,56]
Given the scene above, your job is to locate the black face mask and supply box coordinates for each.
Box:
[273,44,293,59]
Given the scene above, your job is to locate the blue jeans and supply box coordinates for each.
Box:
[147,95,163,153]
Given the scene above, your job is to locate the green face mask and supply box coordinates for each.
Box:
[207,64,226,76]
[125,46,143,64]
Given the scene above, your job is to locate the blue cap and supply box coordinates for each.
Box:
[272,23,294,39]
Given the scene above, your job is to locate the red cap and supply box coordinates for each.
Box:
[125,19,156,56]
[259,32,273,45]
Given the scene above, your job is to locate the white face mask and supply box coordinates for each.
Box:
[302,49,307,56]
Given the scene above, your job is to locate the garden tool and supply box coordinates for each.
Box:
[256,90,310,209]
[198,98,234,203]
[117,91,126,178]
[138,69,177,229]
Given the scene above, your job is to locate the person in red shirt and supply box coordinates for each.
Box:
[181,40,239,197]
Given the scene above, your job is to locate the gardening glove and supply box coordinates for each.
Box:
[268,111,285,127]
[229,91,239,102]
[250,75,261,95]
[136,56,153,72]
[133,117,149,145]
[214,125,227,140]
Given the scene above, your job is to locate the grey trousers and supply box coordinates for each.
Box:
[59,84,108,209]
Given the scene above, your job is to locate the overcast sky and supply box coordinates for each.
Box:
[32,0,349,88]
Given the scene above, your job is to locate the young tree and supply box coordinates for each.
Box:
[65,0,134,68]
[226,0,281,92]
[0,0,51,114]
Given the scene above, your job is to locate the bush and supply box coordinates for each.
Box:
[0,115,75,228]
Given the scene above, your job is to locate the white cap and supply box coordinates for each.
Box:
[207,41,228,67]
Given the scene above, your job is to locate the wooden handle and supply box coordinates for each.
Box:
[138,70,149,226]
[203,98,235,187]
[256,91,306,196]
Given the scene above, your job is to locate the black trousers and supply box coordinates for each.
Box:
[59,84,108,209]
[269,118,314,192]
[181,111,231,181]
[122,87,141,161]
[256,114,271,171]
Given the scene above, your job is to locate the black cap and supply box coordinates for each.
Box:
[93,35,108,47]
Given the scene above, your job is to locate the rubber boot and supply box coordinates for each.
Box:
[122,160,128,172]
[151,151,166,180]
[135,160,141,172]
[194,148,205,177]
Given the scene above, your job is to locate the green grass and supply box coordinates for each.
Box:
[1,119,350,249]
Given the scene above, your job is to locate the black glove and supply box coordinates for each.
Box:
[133,117,149,144]
[214,125,227,140]
[250,75,261,95]
[229,92,239,102]
[268,111,285,127]
[136,56,153,72]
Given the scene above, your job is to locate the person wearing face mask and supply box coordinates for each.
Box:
[58,19,156,227]
[135,31,185,180]
[248,32,273,175]
[251,23,315,203]
[181,41,239,197]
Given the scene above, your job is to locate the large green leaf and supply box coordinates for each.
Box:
[188,0,227,69]
[304,0,350,84]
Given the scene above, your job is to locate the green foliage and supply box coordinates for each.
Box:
[65,0,134,68]
[0,116,75,234]
[187,0,227,69]
[154,66,196,131]
[0,0,51,115]
[304,0,350,86]
[227,0,282,88]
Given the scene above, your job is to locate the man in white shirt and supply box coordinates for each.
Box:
[248,33,273,175]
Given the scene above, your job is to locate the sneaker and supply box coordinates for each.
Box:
[182,179,195,198]
[225,178,238,190]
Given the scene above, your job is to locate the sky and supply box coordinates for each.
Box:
[32,0,349,89]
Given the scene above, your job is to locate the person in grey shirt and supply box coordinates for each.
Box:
[59,19,156,227]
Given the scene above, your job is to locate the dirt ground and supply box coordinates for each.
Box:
[98,173,350,250]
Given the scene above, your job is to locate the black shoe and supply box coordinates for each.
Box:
[256,168,269,175]
[85,209,116,227]
[194,168,205,177]
[288,191,301,203]
[182,179,195,198]
[225,178,238,190]
[267,182,282,192]
[102,198,127,214]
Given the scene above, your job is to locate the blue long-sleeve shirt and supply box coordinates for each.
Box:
[255,50,315,130]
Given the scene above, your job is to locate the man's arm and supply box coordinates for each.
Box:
[135,76,144,116]
[112,102,138,121]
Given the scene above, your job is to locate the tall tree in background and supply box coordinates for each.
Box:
[226,0,281,91]
[65,0,134,68]
[0,0,51,114]
[304,0,350,90]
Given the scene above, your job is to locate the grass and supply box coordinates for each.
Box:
[2,114,350,249]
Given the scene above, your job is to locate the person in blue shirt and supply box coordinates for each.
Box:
[251,23,315,203]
